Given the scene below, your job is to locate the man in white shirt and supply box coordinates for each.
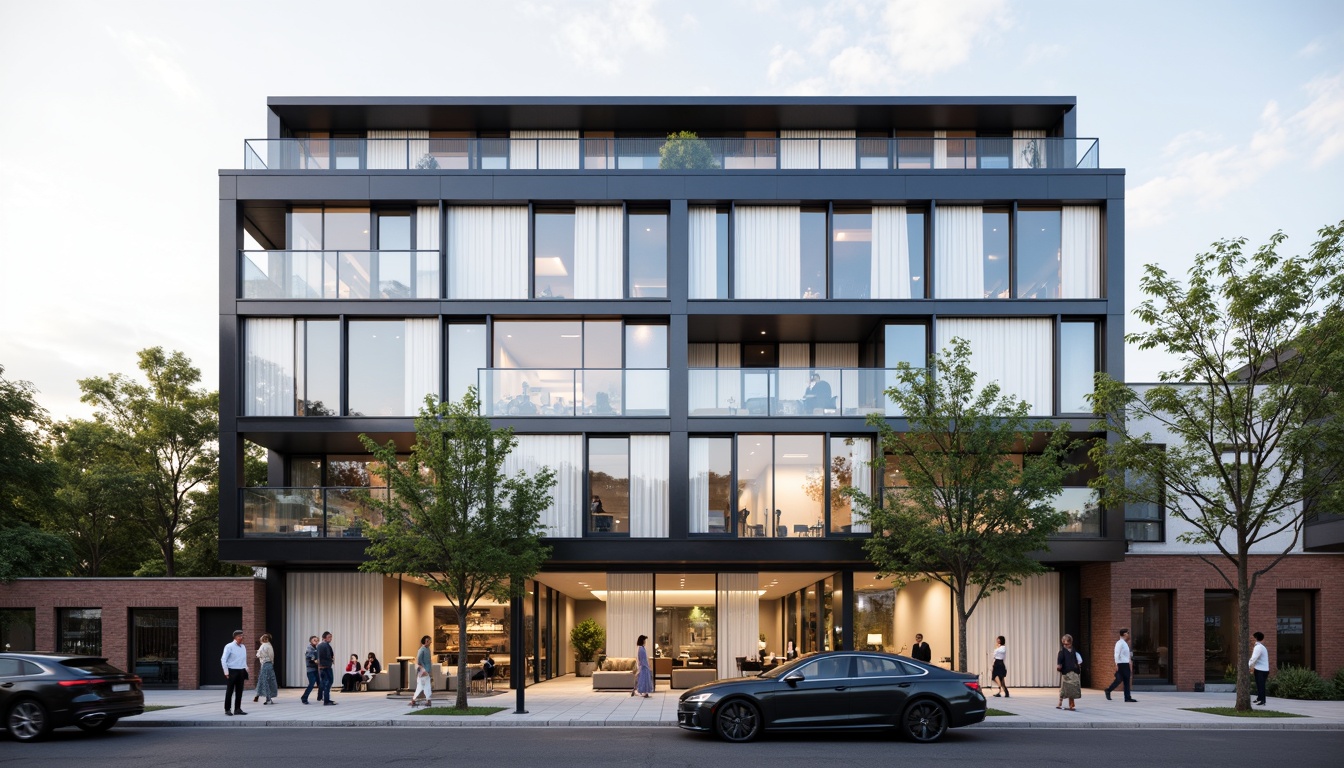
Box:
[220,629,249,715]
[1248,631,1270,705]
[1103,628,1137,702]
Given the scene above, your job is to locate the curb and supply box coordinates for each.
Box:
[123,718,1344,731]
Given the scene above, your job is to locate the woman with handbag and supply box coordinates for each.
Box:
[254,633,278,705]
[1056,634,1082,710]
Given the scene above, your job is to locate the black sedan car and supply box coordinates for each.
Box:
[1,652,144,742]
[678,651,985,743]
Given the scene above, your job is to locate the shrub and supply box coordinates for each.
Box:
[1266,666,1332,700]
[1331,668,1344,700]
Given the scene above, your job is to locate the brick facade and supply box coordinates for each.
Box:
[0,578,265,690]
[1081,555,1344,691]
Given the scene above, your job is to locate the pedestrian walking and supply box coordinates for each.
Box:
[220,629,249,716]
[1104,628,1137,702]
[254,632,278,705]
[1056,634,1082,711]
[990,635,1009,697]
[409,634,434,708]
[632,635,654,698]
[317,631,336,705]
[1249,630,1270,705]
[300,635,320,704]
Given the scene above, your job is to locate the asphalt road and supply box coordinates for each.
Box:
[3,727,1341,767]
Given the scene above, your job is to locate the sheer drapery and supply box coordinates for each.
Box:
[936,318,1053,415]
[718,344,740,412]
[368,130,404,169]
[778,344,810,408]
[1061,206,1101,298]
[934,206,984,298]
[848,438,874,533]
[965,573,1060,685]
[509,130,580,169]
[780,130,856,169]
[244,318,295,416]
[415,205,440,298]
[716,573,759,680]
[688,207,719,299]
[689,438,711,533]
[688,343,717,414]
[403,319,439,414]
[871,206,912,299]
[446,206,529,299]
[505,435,583,537]
[574,206,623,299]
[629,436,669,538]
[813,343,857,367]
[1012,129,1047,169]
[606,573,654,660]
[933,130,948,169]
[734,206,800,299]
[284,573,384,687]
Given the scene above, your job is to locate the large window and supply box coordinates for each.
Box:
[982,210,1011,298]
[1204,591,1237,682]
[1059,320,1097,414]
[1016,209,1062,298]
[533,207,624,299]
[446,324,487,403]
[934,206,1100,299]
[132,608,179,687]
[1277,590,1315,670]
[0,609,35,652]
[347,319,440,417]
[689,208,730,299]
[628,211,667,298]
[853,583,895,653]
[296,320,340,416]
[588,437,630,535]
[534,211,576,299]
[58,608,101,656]
[1130,591,1171,683]
[1124,447,1166,542]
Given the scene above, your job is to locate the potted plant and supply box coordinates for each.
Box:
[570,619,606,677]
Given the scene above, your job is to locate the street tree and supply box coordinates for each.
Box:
[78,348,219,576]
[847,339,1074,673]
[48,419,147,576]
[1090,222,1344,711]
[0,365,73,580]
[359,389,554,709]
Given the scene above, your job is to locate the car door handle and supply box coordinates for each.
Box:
[834,686,847,691]
[897,683,911,688]
[0,683,12,688]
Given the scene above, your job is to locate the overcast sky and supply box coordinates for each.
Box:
[1,0,1341,420]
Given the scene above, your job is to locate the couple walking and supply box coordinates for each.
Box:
[300,632,339,705]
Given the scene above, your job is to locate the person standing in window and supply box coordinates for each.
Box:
[1249,631,1270,705]
[1104,628,1137,702]
[632,634,654,698]
[991,635,1009,697]
[910,633,932,663]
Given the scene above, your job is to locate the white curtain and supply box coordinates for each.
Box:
[688,207,719,299]
[606,573,653,659]
[735,206,800,299]
[446,206,529,299]
[718,343,741,413]
[688,344,717,414]
[574,206,623,299]
[1013,129,1046,169]
[778,344,810,409]
[368,130,407,169]
[415,205,440,299]
[933,130,948,169]
[934,206,984,299]
[284,572,385,687]
[403,319,439,414]
[509,130,580,169]
[964,573,1060,685]
[814,343,857,367]
[244,318,294,416]
[689,438,711,533]
[1061,206,1101,298]
[717,573,759,680]
[629,436,669,538]
[872,206,911,299]
[504,435,583,538]
[848,438,874,533]
[780,130,856,169]
[937,318,1053,415]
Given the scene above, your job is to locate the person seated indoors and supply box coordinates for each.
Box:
[363,652,382,683]
[341,654,363,692]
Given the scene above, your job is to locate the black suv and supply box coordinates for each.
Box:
[1,652,144,742]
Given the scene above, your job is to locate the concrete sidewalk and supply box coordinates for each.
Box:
[128,677,1344,730]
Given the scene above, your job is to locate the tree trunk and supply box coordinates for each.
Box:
[1234,550,1253,711]
[456,612,470,709]
[162,539,175,577]
[955,587,969,673]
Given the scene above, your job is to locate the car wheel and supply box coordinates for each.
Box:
[715,699,762,743]
[7,699,51,742]
[901,699,948,743]
[76,716,119,733]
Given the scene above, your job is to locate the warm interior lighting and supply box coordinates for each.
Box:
[867,633,883,646]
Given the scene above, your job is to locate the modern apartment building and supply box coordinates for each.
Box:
[220,97,1127,690]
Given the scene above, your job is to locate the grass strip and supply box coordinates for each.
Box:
[1181,707,1305,718]
[985,708,1016,716]
[410,706,508,716]
[142,705,179,712]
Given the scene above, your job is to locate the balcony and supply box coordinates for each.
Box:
[480,368,669,417]
[241,250,440,299]
[243,137,1100,172]
[689,368,898,417]
[241,487,388,538]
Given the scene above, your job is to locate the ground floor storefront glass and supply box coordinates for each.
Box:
[1277,590,1314,670]
[1131,591,1172,683]
[1204,591,1236,682]
[131,608,179,687]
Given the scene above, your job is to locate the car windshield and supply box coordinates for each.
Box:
[61,658,124,676]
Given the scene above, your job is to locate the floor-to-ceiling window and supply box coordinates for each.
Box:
[0,609,35,652]
[1204,591,1237,682]
[1130,591,1172,683]
[1277,590,1315,670]
[853,584,895,653]
[131,608,179,687]
[57,608,101,655]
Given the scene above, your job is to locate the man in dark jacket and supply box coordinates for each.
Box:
[317,631,336,705]
[300,635,320,704]
[910,633,932,663]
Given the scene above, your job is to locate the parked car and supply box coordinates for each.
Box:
[677,650,986,743]
[1,652,144,742]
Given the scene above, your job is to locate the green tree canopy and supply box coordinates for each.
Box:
[1090,221,1344,711]
[848,338,1074,672]
[0,364,56,528]
[78,348,219,576]
[659,131,721,170]
[358,389,554,709]
[47,419,147,576]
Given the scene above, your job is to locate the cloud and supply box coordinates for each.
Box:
[828,45,896,93]
[1025,42,1066,64]
[1291,72,1344,165]
[767,44,806,84]
[880,0,1010,75]
[556,0,668,76]
[105,27,202,103]
[1297,40,1323,58]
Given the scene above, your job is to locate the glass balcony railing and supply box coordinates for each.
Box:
[480,368,669,417]
[240,250,440,299]
[243,137,1100,171]
[688,368,902,417]
[241,487,390,538]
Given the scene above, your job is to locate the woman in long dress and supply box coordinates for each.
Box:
[1056,634,1082,710]
[255,633,278,705]
[632,635,654,698]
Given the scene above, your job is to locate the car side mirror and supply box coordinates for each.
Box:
[783,672,805,686]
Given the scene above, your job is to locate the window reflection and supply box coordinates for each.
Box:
[1016,209,1062,298]
[629,211,668,298]
[347,321,405,417]
[800,211,827,299]
[983,211,1010,298]
[589,437,630,535]
[1059,321,1096,414]
[832,211,873,299]
[534,211,576,299]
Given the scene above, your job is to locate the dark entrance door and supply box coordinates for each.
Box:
[199,608,242,687]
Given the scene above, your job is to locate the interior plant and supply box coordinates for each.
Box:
[570,618,606,677]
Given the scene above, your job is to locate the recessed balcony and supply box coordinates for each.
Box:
[479,368,670,417]
[689,367,900,417]
[241,250,440,299]
[241,487,387,538]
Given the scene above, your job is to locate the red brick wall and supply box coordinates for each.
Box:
[1081,555,1344,691]
[0,578,265,690]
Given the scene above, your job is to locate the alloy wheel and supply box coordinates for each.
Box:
[715,699,762,743]
[8,700,50,742]
[902,700,948,743]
